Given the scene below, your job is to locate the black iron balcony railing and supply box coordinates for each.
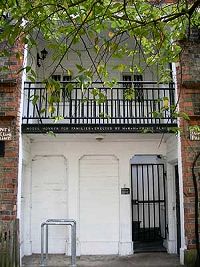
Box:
[22,81,177,133]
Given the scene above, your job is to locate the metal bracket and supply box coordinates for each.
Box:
[41,219,76,267]
[132,199,139,204]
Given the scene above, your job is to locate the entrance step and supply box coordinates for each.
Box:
[134,240,167,253]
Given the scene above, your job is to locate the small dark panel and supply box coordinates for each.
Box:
[0,141,5,157]
[121,188,130,195]
[192,94,200,115]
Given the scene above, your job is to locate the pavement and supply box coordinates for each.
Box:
[22,252,183,267]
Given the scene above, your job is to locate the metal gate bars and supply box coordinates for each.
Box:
[131,164,167,243]
[41,219,76,267]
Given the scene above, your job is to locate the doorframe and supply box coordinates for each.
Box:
[165,161,179,254]
[30,154,68,254]
[131,163,167,247]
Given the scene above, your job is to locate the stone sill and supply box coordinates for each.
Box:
[0,115,16,120]
[189,115,200,119]
[0,78,16,83]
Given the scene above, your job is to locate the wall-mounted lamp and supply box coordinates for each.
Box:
[37,48,48,67]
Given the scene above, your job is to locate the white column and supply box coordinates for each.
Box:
[166,163,177,253]
[23,161,32,255]
[67,154,80,256]
[119,155,133,255]
[178,134,186,265]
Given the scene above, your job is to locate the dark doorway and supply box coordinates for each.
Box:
[131,164,167,252]
[175,165,181,254]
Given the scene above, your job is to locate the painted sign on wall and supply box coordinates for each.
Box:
[0,127,12,140]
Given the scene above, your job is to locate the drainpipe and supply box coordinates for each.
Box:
[191,152,200,267]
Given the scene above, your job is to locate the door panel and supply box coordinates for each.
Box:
[79,155,119,253]
[31,156,67,253]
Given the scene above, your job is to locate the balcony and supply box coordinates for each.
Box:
[22,81,177,134]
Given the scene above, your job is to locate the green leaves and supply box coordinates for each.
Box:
[0,0,199,130]
[44,79,61,113]
[113,64,126,72]
[91,88,107,104]
[1,0,198,81]
[30,94,39,106]
[124,88,135,101]
[189,125,200,133]
[175,112,190,121]
[76,64,85,73]
[53,116,64,123]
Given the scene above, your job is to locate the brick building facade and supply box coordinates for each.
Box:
[0,40,24,222]
[177,28,200,265]
[0,26,199,267]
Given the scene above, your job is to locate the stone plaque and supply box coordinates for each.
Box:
[190,130,200,141]
[0,127,12,140]
[121,188,130,195]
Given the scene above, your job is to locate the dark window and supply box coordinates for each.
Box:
[51,75,61,81]
[51,75,72,82]
[0,141,5,157]
[63,75,72,82]
[122,74,132,88]
[134,74,144,102]
[51,75,72,99]
[122,74,144,101]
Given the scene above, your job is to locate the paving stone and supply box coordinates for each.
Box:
[22,252,183,267]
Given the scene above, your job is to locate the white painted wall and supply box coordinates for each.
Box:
[20,136,32,257]
[24,36,173,128]
[21,133,179,256]
[30,36,158,82]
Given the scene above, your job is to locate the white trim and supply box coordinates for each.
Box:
[119,242,133,255]
[17,44,28,219]
[166,161,177,254]
[172,62,186,265]
[17,45,28,264]
[178,133,186,265]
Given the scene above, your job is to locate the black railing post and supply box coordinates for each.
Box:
[26,83,31,124]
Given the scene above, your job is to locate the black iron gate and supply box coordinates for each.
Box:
[131,164,167,243]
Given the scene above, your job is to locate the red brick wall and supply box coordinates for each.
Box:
[0,40,24,221]
[177,30,200,250]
